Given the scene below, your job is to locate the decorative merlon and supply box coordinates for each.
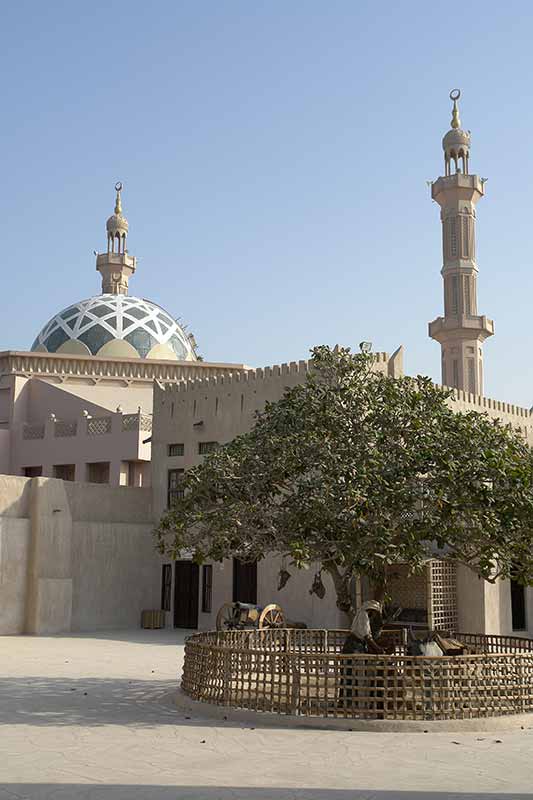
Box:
[159,351,395,395]
[0,351,248,384]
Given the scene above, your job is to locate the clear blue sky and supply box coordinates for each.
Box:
[1,2,533,406]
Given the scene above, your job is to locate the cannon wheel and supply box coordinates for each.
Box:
[259,604,285,629]
[216,602,239,631]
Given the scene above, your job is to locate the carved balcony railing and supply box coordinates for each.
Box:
[22,423,45,440]
[54,420,78,437]
[20,412,152,442]
[86,417,112,436]
[122,413,153,433]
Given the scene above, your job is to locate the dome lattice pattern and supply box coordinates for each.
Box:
[31,295,197,361]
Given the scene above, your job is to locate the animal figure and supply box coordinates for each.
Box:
[406,627,444,657]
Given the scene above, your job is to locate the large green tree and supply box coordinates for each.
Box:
[155,346,533,617]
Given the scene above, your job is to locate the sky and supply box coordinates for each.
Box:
[1,2,533,406]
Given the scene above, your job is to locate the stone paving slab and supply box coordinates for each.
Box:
[1,630,533,799]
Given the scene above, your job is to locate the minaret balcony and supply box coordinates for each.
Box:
[96,252,136,270]
[431,174,485,206]
[428,314,494,343]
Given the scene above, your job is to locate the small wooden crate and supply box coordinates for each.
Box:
[141,609,165,629]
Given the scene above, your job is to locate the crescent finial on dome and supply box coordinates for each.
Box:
[114,181,123,214]
[450,89,461,129]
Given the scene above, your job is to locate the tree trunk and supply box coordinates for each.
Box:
[372,566,387,604]
[323,563,353,618]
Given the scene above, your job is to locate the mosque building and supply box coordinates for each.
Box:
[0,184,245,486]
[0,91,532,639]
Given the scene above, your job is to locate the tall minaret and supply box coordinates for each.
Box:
[96,182,137,295]
[428,90,494,394]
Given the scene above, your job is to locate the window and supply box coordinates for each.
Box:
[449,217,457,257]
[468,359,476,394]
[86,462,110,484]
[202,564,213,613]
[161,564,172,612]
[450,275,459,315]
[462,216,469,258]
[463,275,471,315]
[167,443,184,457]
[452,360,459,389]
[23,466,42,478]
[167,468,184,507]
[53,464,75,481]
[198,441,219,455]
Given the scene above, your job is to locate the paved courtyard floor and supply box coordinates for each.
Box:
[1,629,533,799]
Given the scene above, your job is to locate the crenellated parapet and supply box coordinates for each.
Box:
[446,386,533,443]
[447,386,532,419]
[0,351,247,386]
[158,350,396,396]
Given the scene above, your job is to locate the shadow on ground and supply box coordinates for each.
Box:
[0,788,531,800]
[30,629,194,646]
[0,677,185,727]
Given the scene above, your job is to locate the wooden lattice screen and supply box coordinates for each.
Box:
[385,559,457,632]
[427,559,457,632]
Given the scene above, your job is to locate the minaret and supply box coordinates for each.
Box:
[96,182,137,295]
[428,90,494,394]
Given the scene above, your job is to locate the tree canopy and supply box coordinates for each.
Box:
[155,346,533,616]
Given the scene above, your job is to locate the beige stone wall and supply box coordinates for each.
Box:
[71,521,159,631]
[0,477,32,634]
[0,517,31,634]
[0,476,161,635]
[0,430,10,474]
[64,482,152,524]
[0,475,31,516]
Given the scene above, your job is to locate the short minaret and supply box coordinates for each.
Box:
[96,182,137,295]
[428,90,494,394]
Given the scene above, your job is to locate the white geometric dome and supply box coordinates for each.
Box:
[31,294,198,361]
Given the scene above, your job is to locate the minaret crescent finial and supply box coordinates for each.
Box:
[450,89,461,129]
[114,181,123,214]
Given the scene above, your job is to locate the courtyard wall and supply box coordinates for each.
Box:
[0,475,160,635]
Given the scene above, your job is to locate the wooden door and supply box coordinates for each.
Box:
[174,560,199,628]
[233,559,257,604]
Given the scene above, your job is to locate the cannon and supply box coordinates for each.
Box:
[215,601,285,631]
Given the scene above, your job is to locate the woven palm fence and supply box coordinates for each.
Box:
[182,629,533,721]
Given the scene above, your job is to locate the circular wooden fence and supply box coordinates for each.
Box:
[182,629,533,721]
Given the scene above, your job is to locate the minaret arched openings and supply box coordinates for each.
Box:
[106,182,128,254]
[443,91,470,176]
